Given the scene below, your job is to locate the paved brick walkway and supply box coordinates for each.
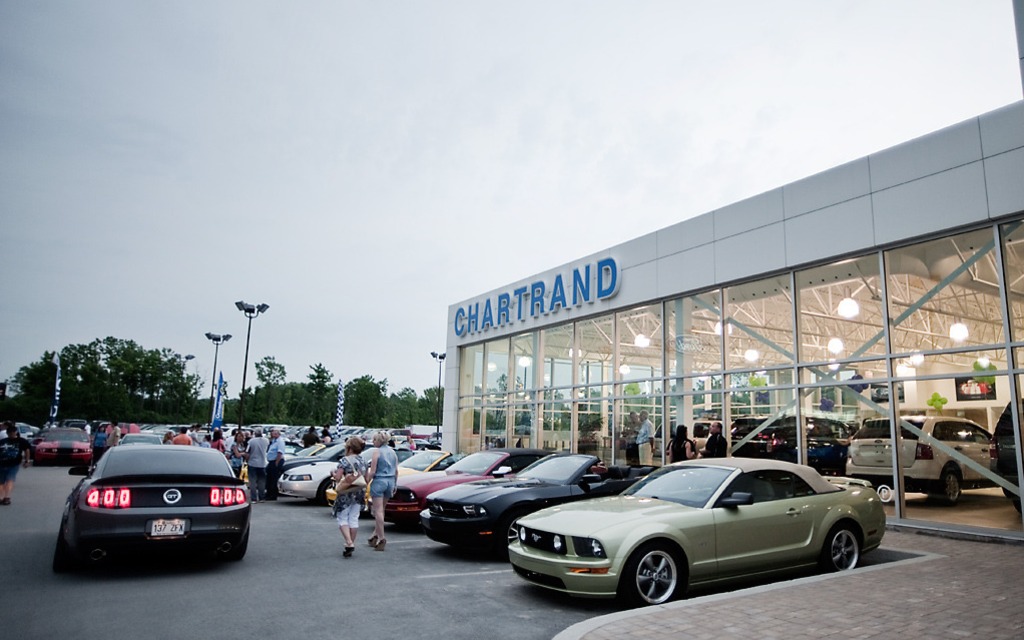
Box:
[555,528,1024,640]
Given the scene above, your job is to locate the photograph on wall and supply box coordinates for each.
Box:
[869,383,904,403]
[954,376,997,401]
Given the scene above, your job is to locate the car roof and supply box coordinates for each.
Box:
[673,457,841,493]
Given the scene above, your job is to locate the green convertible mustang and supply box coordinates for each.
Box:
[508,458,886,607]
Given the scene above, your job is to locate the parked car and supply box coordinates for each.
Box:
[384,448,548,525]
[34,428,92,466]
[990,403,1022,512]
[118,433,164,446]
[730,415,853,475]
[846,415,992,505]
[58,418,89,430]
[508,458,885,606]
[396,450,456,477]
[52,444,250,571]
[422,454,655,558]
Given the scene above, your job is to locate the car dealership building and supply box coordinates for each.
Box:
[443,11,1024,538]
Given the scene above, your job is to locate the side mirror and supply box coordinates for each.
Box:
[579,473,602,485]
[718,491,754,508]
[68,466,90,477]
[492,465,513,478]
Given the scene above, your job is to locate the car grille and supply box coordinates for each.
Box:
[427,500,470,518]
[393,488,415,502]
[512,563,566,589]
[518,525,567,555]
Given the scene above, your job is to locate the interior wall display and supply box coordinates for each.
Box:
[870,383,904,403]
[955,376,997,401]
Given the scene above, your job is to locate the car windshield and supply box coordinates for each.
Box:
[399,451,445,471]
[120,434,162,445]
[516,454,591,483]
[44,430,89,443]
[313,443,346,459]
[446,451,504,475]
[623,465,735,508]
[99,447,233,478]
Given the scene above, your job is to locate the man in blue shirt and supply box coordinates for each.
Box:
[264,428,287,501]
[636,411,655,466]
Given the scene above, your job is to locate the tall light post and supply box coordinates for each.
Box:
[235,301,269,428]
[179,354,194,420]
[430,351,446,430]
[205,332,232,424]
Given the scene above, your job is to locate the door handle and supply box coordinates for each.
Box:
[786,508,801,517]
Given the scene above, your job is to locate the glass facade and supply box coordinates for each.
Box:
[454,221,1024,533]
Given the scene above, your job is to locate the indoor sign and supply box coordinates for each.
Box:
[454,257,620,337]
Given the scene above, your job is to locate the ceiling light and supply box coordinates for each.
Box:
[619,364,631,375]
[977,356,991,368]
[487,362,497,372]
[895,364,914,377]
[744,349,759,363]
[634,334,651,348]
[518,356,532,367]
[827,338,844,355]
[949,322,969,342]
[828,359,840,371]
[837,297,860,319]
[909,353,925,366]
[713,321,733,336]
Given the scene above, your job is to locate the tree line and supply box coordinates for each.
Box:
[0,337,443,429]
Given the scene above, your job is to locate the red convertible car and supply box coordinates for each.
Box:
[385,448,546,525]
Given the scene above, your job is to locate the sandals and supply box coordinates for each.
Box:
[374,538,386,552]
[367,535,379,547]
[343,546,354,558]
[0,498,9,505]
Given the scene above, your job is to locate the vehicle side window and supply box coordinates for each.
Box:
[726,472,776,503]
[932,422,954,441]
[969,425,991,444]
[507,455,542,472]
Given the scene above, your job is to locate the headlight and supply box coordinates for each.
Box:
[461,504,487,517]
[572,536,607,558]
[287,474,313,482]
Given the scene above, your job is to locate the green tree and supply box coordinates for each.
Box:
[345,375,388,427]
[306,363,334,425]
[254,356,287,422]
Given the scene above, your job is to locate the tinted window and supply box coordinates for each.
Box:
[447,451,505,474]
[100,447,233,478]
[505,453,545,472]
[725,470,814,503]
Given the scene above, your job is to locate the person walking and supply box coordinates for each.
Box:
[366,430,398,551]
[0,422,31,505]
[245,428,270,502]
[331,436,367,558]
[91,424,109,464]
[264,428,287,501]
[703,421,728,458]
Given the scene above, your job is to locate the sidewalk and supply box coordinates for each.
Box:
[555,528,1024,640]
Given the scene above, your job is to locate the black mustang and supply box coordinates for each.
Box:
[420,453,654,558]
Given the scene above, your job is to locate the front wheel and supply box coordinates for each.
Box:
[494,509,528,560]
[314,478,333,505]
[618,541,683,607]
[819,524,860,572]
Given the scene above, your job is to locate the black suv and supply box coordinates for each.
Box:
[991,403,1022,513]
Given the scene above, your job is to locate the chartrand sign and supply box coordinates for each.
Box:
[454,257,620,338]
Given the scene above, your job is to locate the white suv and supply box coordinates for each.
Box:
[846,415,992,505]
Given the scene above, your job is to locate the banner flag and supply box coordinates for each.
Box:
[212,372,226,428]
[49,353,62,424]
[335,379,345,429]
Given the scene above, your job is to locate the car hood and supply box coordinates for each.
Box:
[518,495,690,535]
[431,477,553,503]
[284,460,335,474]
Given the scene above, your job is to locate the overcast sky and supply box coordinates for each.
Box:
[1,1,1021,397]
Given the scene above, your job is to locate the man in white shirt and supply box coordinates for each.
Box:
[246,428,270,502]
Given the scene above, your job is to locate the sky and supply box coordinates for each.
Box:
[1,1,1021,397]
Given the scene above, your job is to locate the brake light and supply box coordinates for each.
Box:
[990,442,999,459]
[915,443,934,460]
[86,487,131,508]
[209,487,247,506]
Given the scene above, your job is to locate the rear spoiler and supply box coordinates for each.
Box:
[825,476,874,489]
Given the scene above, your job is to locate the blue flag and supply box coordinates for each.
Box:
[49,354,61,424]
[212,372,226,428]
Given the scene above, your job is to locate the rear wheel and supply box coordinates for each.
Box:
[819,523,860,572]
[52,529,78,573]
[933,468,962,505]
[618,541,683,606]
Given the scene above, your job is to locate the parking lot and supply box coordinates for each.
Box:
[3,465,621,640]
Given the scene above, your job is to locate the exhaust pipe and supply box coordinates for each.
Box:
[90,549,107,561]
[217,541,233,553]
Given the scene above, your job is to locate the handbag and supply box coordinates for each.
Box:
[334,455,366,492]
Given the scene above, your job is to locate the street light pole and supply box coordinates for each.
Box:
[205,332,232,424]
[235,301,269,428]
[430,351,446,430]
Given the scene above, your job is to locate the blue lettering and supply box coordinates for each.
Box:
[481,299,494,330]
[466,302,480,334]
[530,281,546,317]
[454,307,467,337]
[550,275,567,311]
[514,286,528,321]
[497,293,511,327]
[573,265,591,306]
[597,257,619,299]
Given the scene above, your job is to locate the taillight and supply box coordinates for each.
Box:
[209,487,247,506]
[86,487,131,508]
[915,443,934,460]
[990,442,999,459]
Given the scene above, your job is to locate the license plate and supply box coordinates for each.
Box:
[150,519,187,537]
